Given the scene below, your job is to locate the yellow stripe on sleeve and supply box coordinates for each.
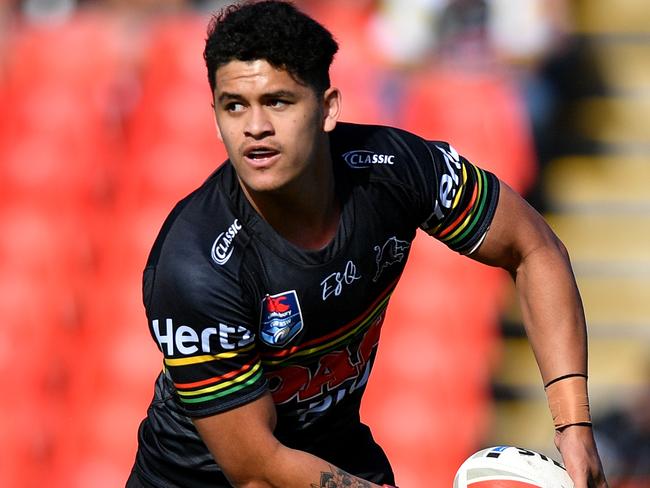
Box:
[450,163,468,210]
[164,343,255,367]
[441,165,483,242]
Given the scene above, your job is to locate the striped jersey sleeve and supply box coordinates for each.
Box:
[155,320,266,415]
[419,142,500,254]
[145,262,268,416]
[142,198,269,417]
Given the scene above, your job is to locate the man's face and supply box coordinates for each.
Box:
[213,59,338,195]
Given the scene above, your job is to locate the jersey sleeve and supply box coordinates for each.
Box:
[144,262,267,417]
[142,201,268,417]
[418,141,500,255]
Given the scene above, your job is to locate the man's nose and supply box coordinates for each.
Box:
[244,106,274,139]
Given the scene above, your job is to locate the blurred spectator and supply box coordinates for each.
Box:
[434,0,492,68]
[414,0,578,211]
[0,2,11,89]
[20,0,188,17]
[400,0,537,196]
[594,374,650,487]
[486,0,575,210]
[81,0,189,17]
[20,0,76,23]
[369,0,444,67]
[301,0,403,124]
[487,0,572,65]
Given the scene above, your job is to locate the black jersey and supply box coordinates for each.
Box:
[132,122,500,487]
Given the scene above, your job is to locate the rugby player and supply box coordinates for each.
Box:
[127,2,608,487]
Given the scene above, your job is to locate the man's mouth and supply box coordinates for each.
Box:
[245,146,280,160]
[243,146,281,167]
[248,149,278,160]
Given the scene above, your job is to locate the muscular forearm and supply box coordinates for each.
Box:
[250,444,383,488]
[472,182,588,383]
[192,395,385,488]
[472,182,607,486]
[514,238,587,384]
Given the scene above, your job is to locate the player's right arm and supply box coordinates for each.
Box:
[192,392,384,488]
[144,212,387,488]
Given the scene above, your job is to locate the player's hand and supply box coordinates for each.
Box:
[555,425,608,488]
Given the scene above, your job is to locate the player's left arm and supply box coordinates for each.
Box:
[469,180,608,488]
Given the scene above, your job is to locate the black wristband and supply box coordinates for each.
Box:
[544,373,588,389]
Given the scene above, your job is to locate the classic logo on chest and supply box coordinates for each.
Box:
[342,150,396,169]
[260,291,304,347]
[211,219,242,266]
[320,260,362,300]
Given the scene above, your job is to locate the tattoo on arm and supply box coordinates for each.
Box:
[311,465,373,488]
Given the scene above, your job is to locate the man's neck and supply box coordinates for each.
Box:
[240,158,340,251]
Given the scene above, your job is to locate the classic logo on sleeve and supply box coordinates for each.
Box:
[342,150,396,169]
[260,291,303,347]
[211,219,242,265]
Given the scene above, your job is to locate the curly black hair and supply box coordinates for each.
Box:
[204,1,339,95]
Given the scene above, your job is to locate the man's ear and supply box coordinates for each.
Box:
[213,105,224,142]
[322,87,342,133]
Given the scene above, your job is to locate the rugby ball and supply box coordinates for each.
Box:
[453,446,574,487]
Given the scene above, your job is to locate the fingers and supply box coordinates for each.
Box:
[555,426,608,488]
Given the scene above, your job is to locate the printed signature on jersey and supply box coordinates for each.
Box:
[320,260,362,300]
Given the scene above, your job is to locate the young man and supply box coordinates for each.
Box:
[127,1,608,487]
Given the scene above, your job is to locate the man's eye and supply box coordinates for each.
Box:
[226,102,245,112]
[269,99,289,108]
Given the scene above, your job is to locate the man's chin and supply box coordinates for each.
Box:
[238,176,290,199]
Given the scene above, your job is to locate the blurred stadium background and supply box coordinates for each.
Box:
[0,0,648,486]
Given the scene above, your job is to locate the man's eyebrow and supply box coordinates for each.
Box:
[262,90,297,99]
[216,90,297,104]
[217,92,244,103]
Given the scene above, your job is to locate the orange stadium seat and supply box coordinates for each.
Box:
[0,128,114,211]
[0,269,85,487]
[401,67,537,195]
[305,0,398,125]
[330,50,401,125]
[74,397,146,485]
[0,403,56,487]
[0,206,91,430]
[92,202,175,284]
[82,204,165,401]
[2,14,124,94]
[0,204,97,287]
[68,282,161,488]
[134,14,209,97]
[120,14,227,208]
[0,38,8,195]
[0,14,126,210]
[119,137,226,209]
[71,276,159,482]
[128,86,220,155]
